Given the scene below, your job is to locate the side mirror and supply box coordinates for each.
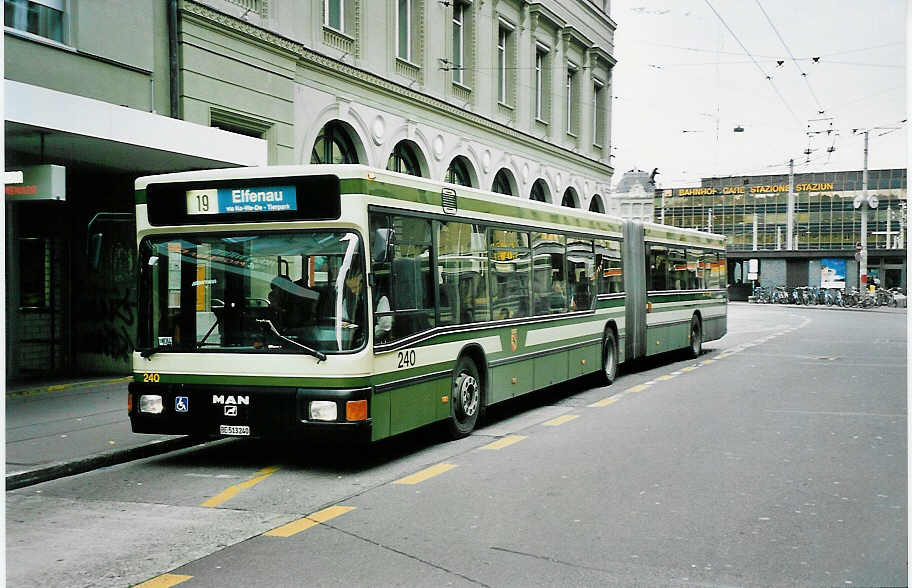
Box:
[88,233,103,270]
[372,228,395,263]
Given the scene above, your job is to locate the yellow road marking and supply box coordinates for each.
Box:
[394,463,457,485]
[481,434,526,450]
[265,505,356,537]
[681,366,698,372]
[700,359,716,365]
[543,414,579,426]
[201,466,280,508]
[589,396,620,407]
[133,574,193,588]
[656,374,676,381]
[625,384,649,393]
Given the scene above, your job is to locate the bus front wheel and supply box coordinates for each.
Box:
[447,356,481,439]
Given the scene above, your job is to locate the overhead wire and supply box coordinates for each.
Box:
[756,0,824,114]
[703,0,803,127]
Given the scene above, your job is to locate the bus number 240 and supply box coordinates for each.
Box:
[397,350,416,369]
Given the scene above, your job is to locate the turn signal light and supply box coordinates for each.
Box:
[346,400,367,421]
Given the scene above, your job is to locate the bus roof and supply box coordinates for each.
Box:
[135,164,724,247]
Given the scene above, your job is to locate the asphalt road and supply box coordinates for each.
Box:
[7,304,907,587]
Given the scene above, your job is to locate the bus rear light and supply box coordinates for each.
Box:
[127,392,133,413]
[139,395,164,414]
[310,400,337,421]
[346,400,367,421]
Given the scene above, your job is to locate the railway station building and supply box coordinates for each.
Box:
[654,169,907,300]
[5,0,616,380]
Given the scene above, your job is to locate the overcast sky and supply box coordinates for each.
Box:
[608,0,907,188]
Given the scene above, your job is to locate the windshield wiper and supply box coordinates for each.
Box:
[198,314,221,348]
[140,346,170,359]
[256,319,327,363]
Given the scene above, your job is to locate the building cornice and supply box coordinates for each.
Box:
[526,3,566,31]
[587,45,616,69]
[561,25,592,51]
[181,0,613,176]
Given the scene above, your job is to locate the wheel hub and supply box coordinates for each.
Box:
[459,375,479,417]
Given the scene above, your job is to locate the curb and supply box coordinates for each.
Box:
[6,376,132,398]
[6,436,204,491]
[743,302,907,314]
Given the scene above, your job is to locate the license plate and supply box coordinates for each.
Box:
[219,425,250,436]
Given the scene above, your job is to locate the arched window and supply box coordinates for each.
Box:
[445,156,474,187]
[530,179,548,202]
[589,194,605,213]
[562,188,578,208]
[492,168,515,196]
[311,121,359,164]
[387,140,423,177]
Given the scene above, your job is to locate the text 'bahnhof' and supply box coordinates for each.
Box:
[654,168,907,299]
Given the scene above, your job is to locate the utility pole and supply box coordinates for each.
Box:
[786,159,795,250]
[859,131,870,288]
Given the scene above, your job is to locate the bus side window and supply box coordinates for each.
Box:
[595,239,623,295]
[567,238,595,311]
[531,232,565,315]
[689,248,707,290]
[389,215,435,340]
[488,229,531,320]
[370,213,395,343]
[648,244,669,291]
[668,247,689,290]
[438,221,489,325]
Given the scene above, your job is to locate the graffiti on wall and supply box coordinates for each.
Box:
[75,221,137,371]
[79,286,135,360]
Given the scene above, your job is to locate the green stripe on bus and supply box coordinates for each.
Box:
[135,189,147,205]
[340,178,624,233]
[135,373,372,388]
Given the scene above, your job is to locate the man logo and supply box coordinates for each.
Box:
[224,406,238,417]
[212,395,249,405]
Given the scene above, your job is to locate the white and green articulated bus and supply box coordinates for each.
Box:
[129,165,727,442]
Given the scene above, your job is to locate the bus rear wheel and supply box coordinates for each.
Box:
[600,329,618,385]
[447,356,481,439]
[687,315,703,358]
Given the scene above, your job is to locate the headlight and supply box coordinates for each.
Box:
[309,400,337,421]
[139,395,164,414]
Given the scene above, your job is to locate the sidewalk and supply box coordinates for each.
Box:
[5,376,199,490]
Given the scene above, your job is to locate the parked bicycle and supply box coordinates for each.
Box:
[875,287,895,307]
[772,286,790,304]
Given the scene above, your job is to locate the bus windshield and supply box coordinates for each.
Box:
[138,231,367,355]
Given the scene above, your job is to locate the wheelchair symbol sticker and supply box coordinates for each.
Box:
[175,396,189,413]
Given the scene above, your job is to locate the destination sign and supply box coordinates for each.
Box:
[186,186,297,215]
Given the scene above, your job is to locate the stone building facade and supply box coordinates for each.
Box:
[4,0,616,379]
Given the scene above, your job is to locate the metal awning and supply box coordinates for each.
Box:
[5,80,268,173]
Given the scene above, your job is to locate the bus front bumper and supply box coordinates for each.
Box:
[129,382,373,443]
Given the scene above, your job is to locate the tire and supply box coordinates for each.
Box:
[446,356,482,439]
[687,315,703,359]
[600,329,618,385]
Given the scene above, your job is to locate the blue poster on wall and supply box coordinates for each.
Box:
[821,258,846,289]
